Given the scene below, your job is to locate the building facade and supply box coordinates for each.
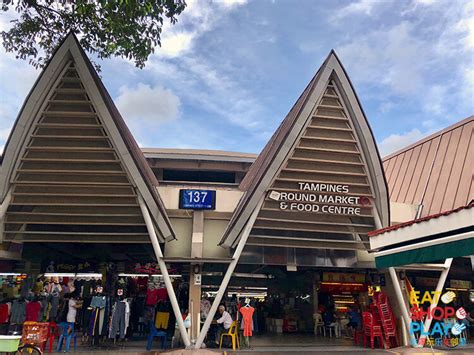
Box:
[0,33,472,349]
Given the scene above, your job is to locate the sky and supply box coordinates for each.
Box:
[0,0,473,157]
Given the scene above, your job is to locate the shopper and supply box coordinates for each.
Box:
[215,304,233,346]
[67,294,83,325]
[346,306,361,336]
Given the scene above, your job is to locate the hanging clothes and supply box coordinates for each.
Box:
[109,300,127,339]
[25,301,41,322]
[10,300,26,324]
[0,303,9,323]
[239,306,255,337]
[155,301,171,330]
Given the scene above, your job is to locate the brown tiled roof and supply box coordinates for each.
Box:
[383,116,473,217]
[368,201,473,237]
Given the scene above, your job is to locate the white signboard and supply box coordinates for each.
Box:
[268,182,370,216]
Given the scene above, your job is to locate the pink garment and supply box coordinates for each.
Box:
[239,306,255,337]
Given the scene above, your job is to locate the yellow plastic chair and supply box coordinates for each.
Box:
[219,321,240,350]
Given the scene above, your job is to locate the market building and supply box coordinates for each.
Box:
[0,33,472,350]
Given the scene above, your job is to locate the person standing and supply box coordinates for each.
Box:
[67,294,83,326]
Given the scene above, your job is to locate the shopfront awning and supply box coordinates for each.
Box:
[369,203,473,268]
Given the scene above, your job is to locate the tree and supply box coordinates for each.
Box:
[1,0,187,69]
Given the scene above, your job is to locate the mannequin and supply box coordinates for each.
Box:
[239,298,255,348]
[109,288,129,342]
[89,285,106,346]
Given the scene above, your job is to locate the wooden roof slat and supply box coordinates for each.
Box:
[30,135,108,140]
[12,180,130,186]
[300,136,357,143]
[306,125,352,132]
[48,99,92,105]
[21,158,120,163]
[5,221,145,226]
[288,156,363,166]
[36,123,102,129]
[256,216,373,228]
[12,192,136,197]
[16,169,126,175]
[282,167,366,177]
[317,104,344,109]
[246,237,367,250]
[42,111,97,117]
[7,212,142,217]
[60,77,82,83]
[9,202,138,206]
[252,223,370,234]
[275,177,370,187]
[295,146,360,155]
[25,146,115,152]
[313,114,348,121]
[54,88,87,94]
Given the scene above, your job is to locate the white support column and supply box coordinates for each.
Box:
[194,196,264,349]
[0,189,12,242]
[0,189,12,221]
[137,193,191,348]
[418,258,453,346]
[388,267,417,346]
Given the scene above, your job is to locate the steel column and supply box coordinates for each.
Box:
[194,196,264,349]
[137,193,191,348]
[388,267,417,346]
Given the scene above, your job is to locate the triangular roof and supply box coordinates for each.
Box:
[221,50,389,248]
[0,33,175,242]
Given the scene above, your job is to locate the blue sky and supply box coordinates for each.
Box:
[0,0,473,156]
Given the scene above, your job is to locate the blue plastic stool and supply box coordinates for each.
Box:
[57,322,77,352]
[146,321,167,350]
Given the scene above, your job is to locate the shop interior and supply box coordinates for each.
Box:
[1,243,472,350]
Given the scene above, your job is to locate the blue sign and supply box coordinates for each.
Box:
[179,189,216,210]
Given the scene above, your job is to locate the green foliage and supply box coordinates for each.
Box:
[1,0,187,69]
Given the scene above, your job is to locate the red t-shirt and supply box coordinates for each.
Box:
[0,304,9,323]
[146,289,159,306]
[156,288,168,302]
[25,302,41,322]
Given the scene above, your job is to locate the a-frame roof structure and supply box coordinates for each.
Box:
[0,33,175,243]
[220,50,390,249]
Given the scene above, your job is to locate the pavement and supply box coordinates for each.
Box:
[45,343,474,354]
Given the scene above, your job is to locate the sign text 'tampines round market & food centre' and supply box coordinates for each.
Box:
[268,182,370,216]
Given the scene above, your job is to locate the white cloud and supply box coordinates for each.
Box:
[156,0,248,57]
[160,32,195,57]
[115,83,181,123]
[332,0,379,20]
[336,0,474,126]
[379,128,427,156]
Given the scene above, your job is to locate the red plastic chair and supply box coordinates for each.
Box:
[363,312,384,349]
